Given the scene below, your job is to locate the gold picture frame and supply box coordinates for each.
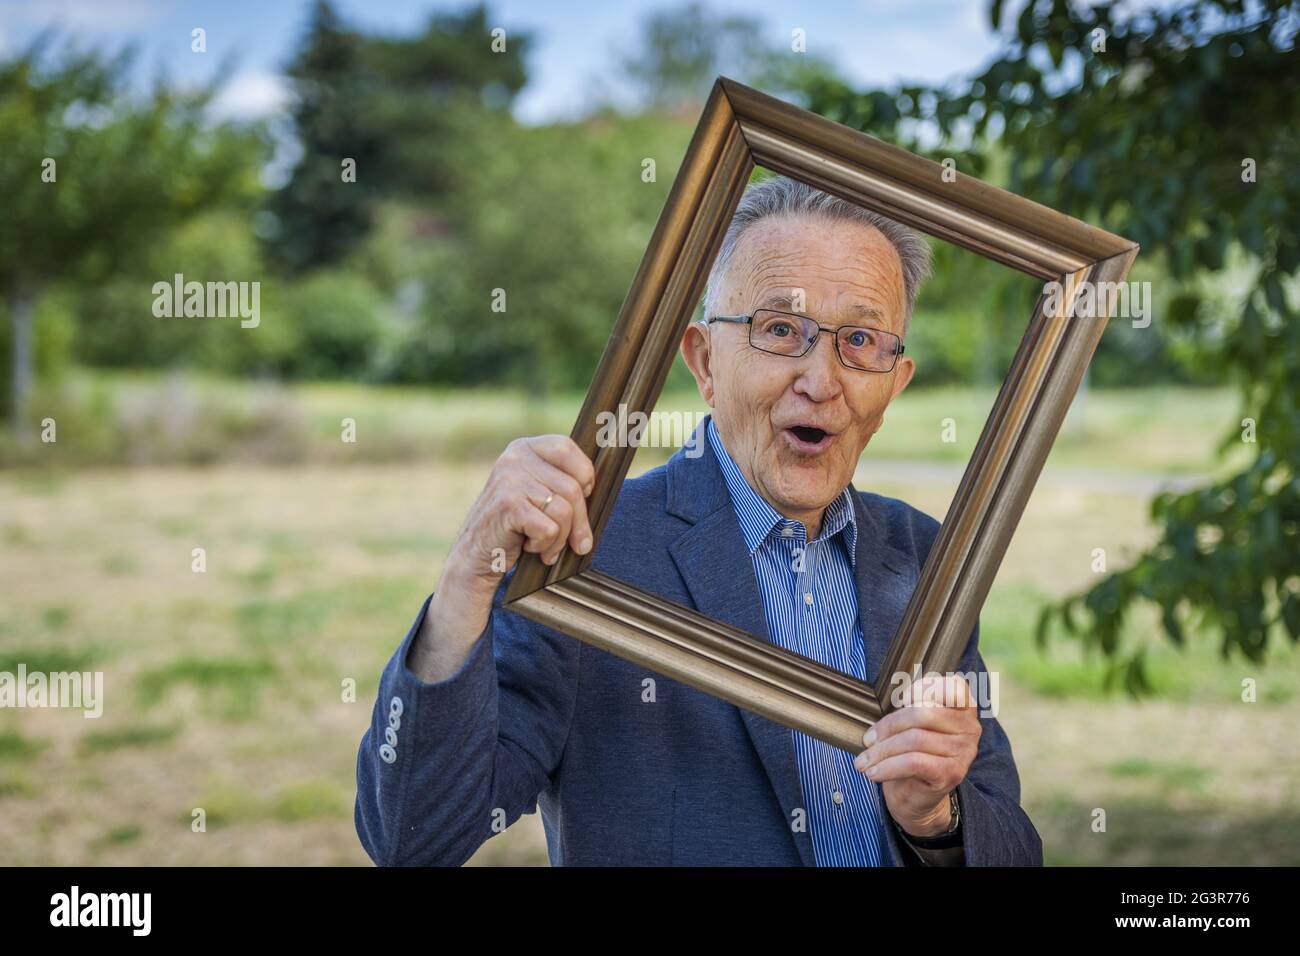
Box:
[504,77,1138,753]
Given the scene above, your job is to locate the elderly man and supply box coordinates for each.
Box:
[355,175,1041,867]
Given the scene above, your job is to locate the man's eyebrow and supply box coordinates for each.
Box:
[758,294,884,323]
[758,293,798,311]
[844,303,885,321]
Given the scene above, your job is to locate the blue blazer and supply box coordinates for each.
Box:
[355,418,1042,866]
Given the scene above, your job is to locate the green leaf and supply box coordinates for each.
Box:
[1264,275,1289,318]
[1161,602,1185,646]
[991,0,1005,32]
[1123,649,1153,697]
[1165,292,1201,328]
[1017,1,1038,45]
[1282,592,1300,643]
[1034,604,1053,649]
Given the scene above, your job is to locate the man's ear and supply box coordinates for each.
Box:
[680,321,716,408]
[878,355,915,431]
[890,355,916,402]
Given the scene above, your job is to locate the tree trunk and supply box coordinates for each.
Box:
[10,288,35,443]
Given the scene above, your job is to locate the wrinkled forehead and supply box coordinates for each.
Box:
[720,225,906,339]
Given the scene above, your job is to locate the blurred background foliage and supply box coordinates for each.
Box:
[0,0,1296,679]
[2,0,1298,867]
[4,0,1211,413]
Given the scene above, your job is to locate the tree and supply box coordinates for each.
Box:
[417,102,691,399]
[619,1,776,112]
[798,0,1300,690]
[0,37,265,437]
[267,1,532,272]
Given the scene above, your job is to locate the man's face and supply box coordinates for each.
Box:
[682,213,916,529]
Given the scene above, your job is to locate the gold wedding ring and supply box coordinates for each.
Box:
[540,492,555,512]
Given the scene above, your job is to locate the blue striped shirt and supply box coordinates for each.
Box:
[708,417,888,866]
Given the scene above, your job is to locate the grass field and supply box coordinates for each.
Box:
[1,379,1295,865]
[9,370,1254,477]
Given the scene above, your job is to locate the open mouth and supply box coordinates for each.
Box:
[782,424,835,453]
[790,425,827,444]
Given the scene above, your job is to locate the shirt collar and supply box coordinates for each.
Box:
[707,416,857,564]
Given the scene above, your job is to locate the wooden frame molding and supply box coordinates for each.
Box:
[504,76,1138,753]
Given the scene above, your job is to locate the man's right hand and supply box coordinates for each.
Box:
[407,435,596,682]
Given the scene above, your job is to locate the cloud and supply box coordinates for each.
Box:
[210,69,291,119]
[830,0,1000,87]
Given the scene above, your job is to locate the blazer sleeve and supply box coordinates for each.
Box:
[949,617,1044,866]
[354,570,580,866]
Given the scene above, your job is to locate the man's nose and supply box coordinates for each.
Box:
[792,330,843,401]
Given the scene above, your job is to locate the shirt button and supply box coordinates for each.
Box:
[781,526,794,537]
[832,790,844,805]
[803,592,813,606]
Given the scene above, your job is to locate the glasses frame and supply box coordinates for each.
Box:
[503,76,1137,754]
[707,310,906,372]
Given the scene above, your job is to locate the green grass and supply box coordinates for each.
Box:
[0,771,35,798]
[851,384,1250,476]
[98,824,144,846]
[233,594,328,647]
[271,780,350,823]
[188,779,350,828]
[0,646,101,674]
[41,605,74,631]
[101,554,139,575]
[1106,757,1214,793]
[0,379,1293,865]
[355,532,445,555]
[0,730,47,761]
[134,656,278,720]
[80,723,180,754]
[1,368,1243,474]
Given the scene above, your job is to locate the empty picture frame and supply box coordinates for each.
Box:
[503,76,1138,753]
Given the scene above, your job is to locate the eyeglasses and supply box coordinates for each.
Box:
[705,309,905,373]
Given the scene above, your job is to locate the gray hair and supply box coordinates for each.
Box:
[701,175,932,338]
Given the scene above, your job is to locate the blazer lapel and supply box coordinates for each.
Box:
[848,484,923,866]
[847,485,917,688]
[665,420,816,867]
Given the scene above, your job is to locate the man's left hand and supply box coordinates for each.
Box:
[853,673,981,837]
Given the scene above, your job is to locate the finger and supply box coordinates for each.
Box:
[882,674,975,727]
[868,696,971,746]
[866,699,940,744]
[537,494,574,565]
[865,674,946,746]
[526,435,596,496]
[520,479,573,565]
[522,458,593,556]
[513,480,563,558]
[903,673,941,708]
[854,727,964,774]
[858,750,948,788]
[910,674,976,710]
